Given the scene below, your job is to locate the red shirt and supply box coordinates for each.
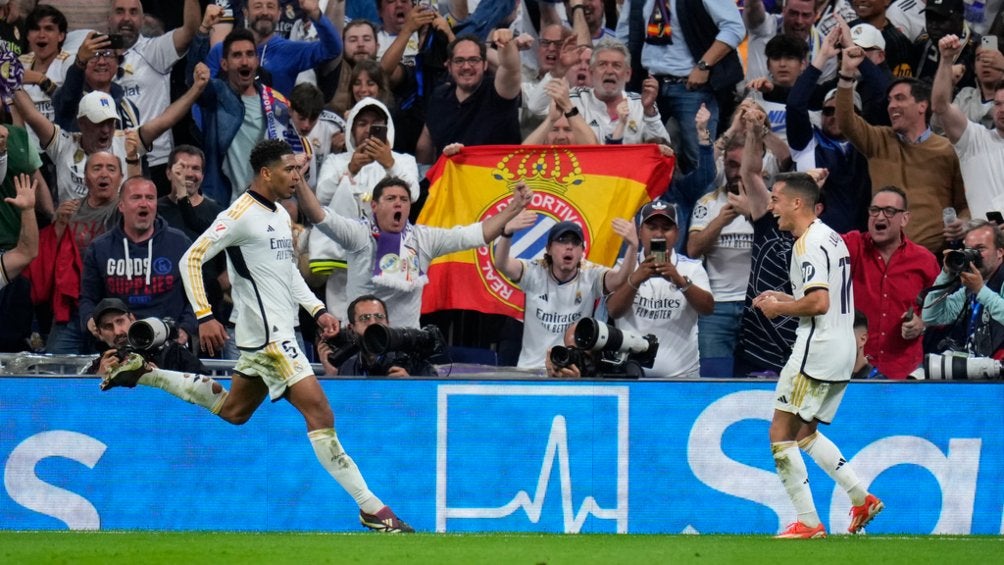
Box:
[843,231,940,379]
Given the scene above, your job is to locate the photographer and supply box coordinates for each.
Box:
[335,295,436,377]
[922,219,1004,362]
[84,298,206,375]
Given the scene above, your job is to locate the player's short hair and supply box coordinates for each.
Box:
[348,294,388,324]
[447,34,486,61]
[223,29,256,58]
[773,172,821,207]
[167,144,205,169]
[887,77,933,123]
[874,185,909,210]
[372,176,411,202]
[765,33,808,61]
[249,139,293,175]
[965,219,1004,249]
[27,4,67,36]
[289,83,325,120]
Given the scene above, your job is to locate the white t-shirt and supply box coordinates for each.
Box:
[377,30,419,66]
[886,0,927,42]
[20,51,73,152]
[303,110,346,189]
[785,219,855,382]
[568,87,670,144]
[117,34,183,167]
[614,251,710,378]
[689,189,753,302]
[956,122,1004,220]
[43,127,131,203]
[516,259,609,369]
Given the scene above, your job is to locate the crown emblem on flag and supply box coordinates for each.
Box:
[492,147,584,194]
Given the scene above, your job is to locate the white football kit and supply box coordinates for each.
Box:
[784,219,856,382]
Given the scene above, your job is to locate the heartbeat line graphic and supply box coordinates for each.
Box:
[436,384,629,533]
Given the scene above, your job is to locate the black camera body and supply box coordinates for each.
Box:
[324,328,361,368]
[549,345,595,373]
[945,248,983,276]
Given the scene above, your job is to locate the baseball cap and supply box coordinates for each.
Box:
[92,298,130,324]
[78,91,120,125]
[547,221,584,245]
[639,200,677,226]
[850,23,886,51]
[923,0,964,18]
[824,88,863,111]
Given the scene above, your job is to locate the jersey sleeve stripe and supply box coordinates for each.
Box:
[185,237,215,319]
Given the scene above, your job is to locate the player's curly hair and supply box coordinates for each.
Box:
[250,139,293,175]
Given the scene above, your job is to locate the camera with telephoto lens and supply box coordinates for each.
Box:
[549,318,659,378]
[360,324,445,376]
[944,248,983,276]
[115,317,177,361]
[923,353,1003,380]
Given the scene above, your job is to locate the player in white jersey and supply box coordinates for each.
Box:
[753,172,882,538]
[0,174,39,291]
[97,140,413,533]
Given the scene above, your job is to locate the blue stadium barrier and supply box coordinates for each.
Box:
[1,376,1001,534]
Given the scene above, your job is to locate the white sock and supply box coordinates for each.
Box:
[140,369,228,414]
[800,432,868,506]
[308,428,383,514]
[772,441,820,527]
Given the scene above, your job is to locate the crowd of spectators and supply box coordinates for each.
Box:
[1,0,1003,380]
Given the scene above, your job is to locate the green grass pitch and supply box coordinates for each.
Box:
[2,532,1001,564]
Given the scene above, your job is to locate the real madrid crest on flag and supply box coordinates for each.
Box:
[418,144,674,320]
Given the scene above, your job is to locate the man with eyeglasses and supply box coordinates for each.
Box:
[787,26,872,235]
[52,32,141,132]
[332,294,434,377]
[418,30,523,162]
[843,187,939,379]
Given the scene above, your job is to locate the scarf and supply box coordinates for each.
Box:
[646,0,673,45]
[370,222,428,291]
[260,85,312,157]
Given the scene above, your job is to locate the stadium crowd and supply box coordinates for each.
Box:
[1,0,1003,381]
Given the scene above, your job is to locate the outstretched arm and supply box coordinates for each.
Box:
[0,173,38,280]
[491,28,522,101]
[602,218,639,293]
[933,34,971,143]
[139,62,210,148]
[481,181,533,242]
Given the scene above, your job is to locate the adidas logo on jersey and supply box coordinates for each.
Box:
[267,225,275,232]
[777,395,788,404]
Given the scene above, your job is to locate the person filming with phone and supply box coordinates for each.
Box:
[606,201,713,378]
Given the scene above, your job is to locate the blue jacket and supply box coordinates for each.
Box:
[203,15,342,97]
[80,216,197,337]
[787,65,872,234]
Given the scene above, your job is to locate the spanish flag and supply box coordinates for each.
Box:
[418,145,675,319]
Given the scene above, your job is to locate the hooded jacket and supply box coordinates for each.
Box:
[309,97,420,272]
[79,215,197,336]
